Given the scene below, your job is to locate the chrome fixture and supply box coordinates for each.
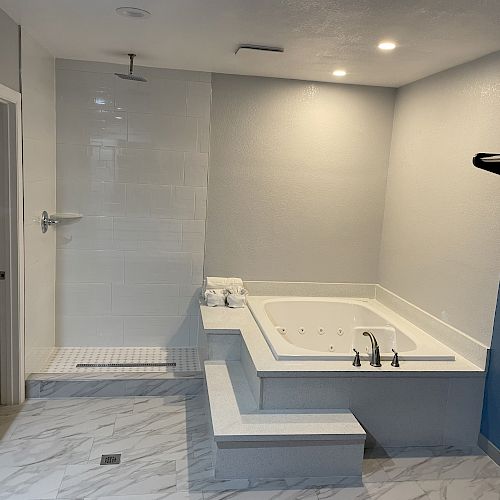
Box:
[352,348,361,367]
[362,331,382,367]
[391,349,400,367]
[115,54,147,82]
[40,210,59,233]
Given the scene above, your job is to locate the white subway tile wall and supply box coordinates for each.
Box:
[55,61,211,347]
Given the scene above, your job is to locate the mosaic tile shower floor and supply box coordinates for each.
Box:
[39,347,201,373]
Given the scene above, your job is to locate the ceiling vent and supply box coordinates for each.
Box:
[235,44,284,55]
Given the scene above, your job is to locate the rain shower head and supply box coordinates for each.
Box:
[115,53,147,82]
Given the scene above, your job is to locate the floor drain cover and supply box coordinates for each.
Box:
[76,363,177,368]
[100,454,121,465]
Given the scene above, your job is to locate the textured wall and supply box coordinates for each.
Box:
[55,59,210,346]
[0,8,19,92]
[206,74,395,282]
[379,51,500,345]
[481,286,500,449]
[22,30,56,374]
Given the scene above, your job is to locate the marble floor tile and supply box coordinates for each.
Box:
[318,480,430,499]
[382,453,500,482]
[43,397,134,416]
[114,409,208,436]
[363,481,429,499]
[418,478,500,500]
[8,411,116,440]
[0,415,16,441]
[202,479,318,499]
[89,431,190,463]
[0,435,93,466]
[133,395,207,414]
[0,399,47,417]
[0,465,66,499]
[58,461,177,498]
[86,494,203,500]
[362,459,390,483]
[1,395,497,499]
[124,378,203,397]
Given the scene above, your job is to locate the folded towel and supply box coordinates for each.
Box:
[226,285,248,308]
[205,289,227,307]
[227,293,246,308]
[203,277,244,292]
[226,285,248,296]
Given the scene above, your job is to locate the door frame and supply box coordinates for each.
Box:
[0,82,25,405]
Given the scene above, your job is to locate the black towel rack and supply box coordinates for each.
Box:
[473,153,500,175]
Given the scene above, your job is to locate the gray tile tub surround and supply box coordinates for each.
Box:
[259,375,485,448]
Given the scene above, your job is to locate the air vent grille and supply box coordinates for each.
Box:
[235,44,284,54]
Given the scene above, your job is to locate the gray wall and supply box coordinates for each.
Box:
[379,51,500,345]
[206,74,395,282]
[22,30,56,374]
[0,8,19,92]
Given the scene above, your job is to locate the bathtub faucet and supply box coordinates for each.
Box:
[363,331,382,367]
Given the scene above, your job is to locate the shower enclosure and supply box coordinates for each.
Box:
[21,39,209,393]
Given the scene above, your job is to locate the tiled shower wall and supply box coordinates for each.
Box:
[55,59,210,347]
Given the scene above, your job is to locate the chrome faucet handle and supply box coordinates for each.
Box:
[352,348,361,367]
[391,349,400,367]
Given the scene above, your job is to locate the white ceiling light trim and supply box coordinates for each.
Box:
[115,7,151,19]
[378,41,397,51]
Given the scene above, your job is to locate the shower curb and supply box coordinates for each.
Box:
[25,371,204,398]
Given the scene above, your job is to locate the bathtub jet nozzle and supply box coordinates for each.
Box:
[363,331,382,367]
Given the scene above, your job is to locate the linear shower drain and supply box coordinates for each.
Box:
[100,454,121,465]
[76,362,177,368]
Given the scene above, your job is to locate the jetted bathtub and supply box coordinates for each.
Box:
[247,296,456,361]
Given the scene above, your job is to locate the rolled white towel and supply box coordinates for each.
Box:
[227,293,246,308]
[203,277,243,293]
[205,289,227,307]
[226,285,248,308]
[227,285,247,296]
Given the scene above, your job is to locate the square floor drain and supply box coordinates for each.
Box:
[100,454,121,465]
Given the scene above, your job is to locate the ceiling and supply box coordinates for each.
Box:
[2,0,500,87]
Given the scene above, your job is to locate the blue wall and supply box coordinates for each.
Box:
[481,284,500,448]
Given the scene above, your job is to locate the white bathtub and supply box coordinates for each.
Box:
[247,296,456,361]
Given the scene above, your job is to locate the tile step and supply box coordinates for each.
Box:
[205,360,365,479]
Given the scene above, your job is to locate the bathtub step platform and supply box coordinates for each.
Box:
[205,361,366,480]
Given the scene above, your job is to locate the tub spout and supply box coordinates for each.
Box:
[363,331,382,367]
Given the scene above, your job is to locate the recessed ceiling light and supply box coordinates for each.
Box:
[378,41,396,51]
[332,69,347,77]
[115,7,151,19]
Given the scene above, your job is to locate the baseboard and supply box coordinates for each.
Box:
[478,433,500,466]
